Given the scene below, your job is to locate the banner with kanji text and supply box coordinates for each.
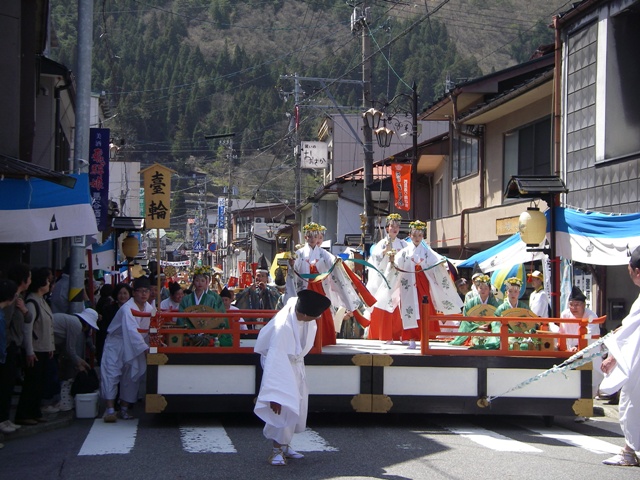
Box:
[391,163,411,211]
[89,128,110,231]
[141,163,175,229]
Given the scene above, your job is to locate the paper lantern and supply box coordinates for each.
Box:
[519,207,547,246]
[122,234,139,260]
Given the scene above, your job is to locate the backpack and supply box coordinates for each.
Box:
[25,298,41,340]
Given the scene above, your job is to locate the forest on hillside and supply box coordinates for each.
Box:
[49,0,562,230]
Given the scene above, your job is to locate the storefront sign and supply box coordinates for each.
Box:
[89,128,110,231]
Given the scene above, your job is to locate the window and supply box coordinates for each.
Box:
[434,177,443,219]
[451,129,479,180]
[601,10,640,162]
[503,116,552,191]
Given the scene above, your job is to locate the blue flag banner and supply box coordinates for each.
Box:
[0,173,98,243]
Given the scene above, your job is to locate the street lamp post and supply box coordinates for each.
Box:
[364,82,419,220]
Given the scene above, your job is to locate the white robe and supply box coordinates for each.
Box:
[366,236,408,295]
[285,243,364,313]
[559,307,602,396]
[100,298,153,403]
[376,241,463,329]
[600,293,640,451]
[254,298,317,445]
[529,288,550,317]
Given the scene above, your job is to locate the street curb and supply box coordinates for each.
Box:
[1,411,75,441]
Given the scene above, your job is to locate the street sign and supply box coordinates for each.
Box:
[193,241,204,252]
[301,141,328,169]
[208,242,217,252]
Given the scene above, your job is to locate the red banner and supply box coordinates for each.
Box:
[391,163,412,211]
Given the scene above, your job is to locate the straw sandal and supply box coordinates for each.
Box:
[283,445,304,459]
[269,448,287,466]
[602,451,639,467]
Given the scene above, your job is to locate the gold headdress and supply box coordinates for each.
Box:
[191,265,211,277]
[476,274,491,284]
[302,222,322,233]
[386,213,402,224]
[504,277,523,288]
[408,220,427,231]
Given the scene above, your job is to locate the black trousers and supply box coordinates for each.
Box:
[15,351,49,420]
[0,344,20,422]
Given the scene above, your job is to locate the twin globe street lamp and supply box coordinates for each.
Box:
[361,82,419,231]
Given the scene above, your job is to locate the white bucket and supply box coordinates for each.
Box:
[75,391,99,419]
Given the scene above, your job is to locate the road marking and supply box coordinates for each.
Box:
[180,422,236,453]
[290,428,339,452]
[525,426,621,454]
[438,423,543,452]
[78,419,139,455]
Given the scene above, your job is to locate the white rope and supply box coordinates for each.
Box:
[484,330,614,404]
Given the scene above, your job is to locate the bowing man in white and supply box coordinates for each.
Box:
[100,276,154,422]
[600,246,640,467]
[254,289,332,466]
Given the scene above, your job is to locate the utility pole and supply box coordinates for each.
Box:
[69,1,93,314]
[358,5,374,236]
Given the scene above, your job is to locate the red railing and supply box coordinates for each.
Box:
[420,303,606,357]
[135,309,276,354]
[135,306,605,358]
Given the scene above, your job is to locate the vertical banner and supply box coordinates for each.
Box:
[140,163,176,229]
[217,197,226,228]
[391,163,411,212]
[89,128,110,231]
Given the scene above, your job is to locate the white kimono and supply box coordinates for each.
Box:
[600,293,640,451]
[254,298,317,445]
[366,236,408,296]
[377,241,463,329]
[285,243,364,313]
[100,298,153,403]
[559,307,602,396]
[529,288,550,317]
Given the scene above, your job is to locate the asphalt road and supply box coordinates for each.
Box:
[1,404,635,480]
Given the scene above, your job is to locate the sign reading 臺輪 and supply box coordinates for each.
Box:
[141,164,176,229]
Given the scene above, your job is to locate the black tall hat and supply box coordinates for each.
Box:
[471,262,484,281]
[296,290,331,318]
[219,287,232,299]
[257,254,269,274]
[569,286,586,302]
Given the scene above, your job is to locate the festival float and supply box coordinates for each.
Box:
[143,277,603,422]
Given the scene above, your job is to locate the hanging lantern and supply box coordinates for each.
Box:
[374,125,394,148]
[362,107,383,130]
[121,234,140,260]
[519,207,547,246]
